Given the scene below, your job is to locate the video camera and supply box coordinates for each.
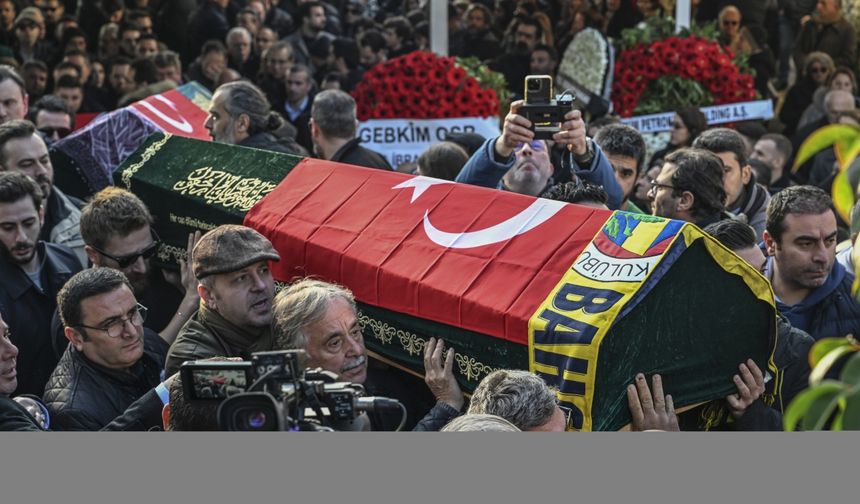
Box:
[180,350,405,431]
[518,75,575,140]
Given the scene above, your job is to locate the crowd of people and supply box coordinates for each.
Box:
[1,0,860,431]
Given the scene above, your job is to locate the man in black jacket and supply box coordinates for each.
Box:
[42,267,169,430]
[1,308,173,431]
[0,172,81,397]
[272,278,463,431]
[310,89,391,170]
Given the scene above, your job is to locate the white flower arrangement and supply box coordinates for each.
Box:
[556,28,614,100]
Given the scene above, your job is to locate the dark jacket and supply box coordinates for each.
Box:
[730,181,770,241]
[456,137,624,210]
[164,304,275,376]
[42,329,168,431]
[40,186,86,267]
[329,138,392,170]
[794,17,857,73]
[766,257,860,341]
[239,130,308,156]
[279,95,314,154]
[781,77,820,138]
[186,1,230,63]
[0,241,83,397]
[364,361,460,431]
[732,315,814,431]
[1,389,165,431]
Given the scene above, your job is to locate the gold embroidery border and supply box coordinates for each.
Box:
[357,312,498,383]
[120,133,172,189]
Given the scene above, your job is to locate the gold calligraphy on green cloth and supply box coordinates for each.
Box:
[172,166,278,211]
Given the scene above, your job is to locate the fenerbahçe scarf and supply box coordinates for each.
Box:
[245,160,777,431]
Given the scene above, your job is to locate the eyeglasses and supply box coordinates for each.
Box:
[809,66,828,75]
[514,140,546,152]
[721,20,739,26]
[39,126,71,139]
[90,230,160,268]
[649,179,674,192]
[557,403,576,431]
[76,304,148,338]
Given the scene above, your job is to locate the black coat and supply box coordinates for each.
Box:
[330,138,392,170]
[1,389,165,431]
[0,242,82,397]
[42,329,168,431]
[186,2,230,63]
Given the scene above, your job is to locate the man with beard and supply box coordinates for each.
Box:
[693,128,771,240]
[763,185,860,340]
[273,279,464,431]
[490,16,542,99]
[285,1,335,75]
[49,188,201,357]
[593,123,648,213]
[0,119,85,265]
[164,225,280,375]
[453,3,499,62]
[205,80,307,155]
[456,100,622,209]
[43,268,169,430]
[0,172,81,397]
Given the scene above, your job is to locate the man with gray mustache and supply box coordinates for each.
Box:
[164,225,280,375]
[273,279,465,431]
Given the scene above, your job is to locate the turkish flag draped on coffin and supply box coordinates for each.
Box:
[245,159,777,431]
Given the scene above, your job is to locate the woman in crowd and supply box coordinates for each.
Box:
[780,52,835,136]
[647,105,708,169]
[797,66,859,132]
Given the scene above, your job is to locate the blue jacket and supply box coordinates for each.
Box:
[765,257,860,340]
[455,137,624,210]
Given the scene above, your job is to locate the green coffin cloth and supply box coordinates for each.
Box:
[114,132,302,269]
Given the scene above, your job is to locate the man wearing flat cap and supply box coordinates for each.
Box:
[164,224,280,375]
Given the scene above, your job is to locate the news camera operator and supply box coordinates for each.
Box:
[455,88,622,209]
[272,278,464,431]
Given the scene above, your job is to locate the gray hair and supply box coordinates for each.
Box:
[216,80,283,135]
[272,278,357,351]
[441,414,521,432]
[311,89,356,139]
[467,369,558,431]
[226,26,252,44]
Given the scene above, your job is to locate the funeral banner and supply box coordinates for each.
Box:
[620,99,774,134]
[52,82,213,199]
[115,133,302,268]
[357,117,500,168]
[245,161,777,430]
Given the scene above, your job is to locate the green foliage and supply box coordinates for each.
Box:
[619,17,720,50]
[785,337,860,431]
[634,75,713,115]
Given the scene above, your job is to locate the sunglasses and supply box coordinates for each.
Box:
[514,140,547,152]
[809,66,828,74]
[721,20,739,26]
[90,230,161,268]
[39,126,71,139]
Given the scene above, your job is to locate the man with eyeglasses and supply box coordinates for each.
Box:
[647,147,733,228]
[2,309,180,431]
[794,0,856,74]
[27,94,73,146]
[0,119,85,265]
[0,172,81,397]
[455,100,623,209]
[43,267,170,430]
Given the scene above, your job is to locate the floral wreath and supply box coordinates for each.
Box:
[352,51,506,121]
[612,21,757,117]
